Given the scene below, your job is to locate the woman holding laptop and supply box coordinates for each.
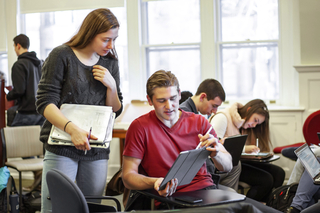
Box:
[209,99,285,202]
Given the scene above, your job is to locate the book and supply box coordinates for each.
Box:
[48,104,115,148]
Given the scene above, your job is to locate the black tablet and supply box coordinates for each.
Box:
[159,147,210,190]
[223,134,247,166]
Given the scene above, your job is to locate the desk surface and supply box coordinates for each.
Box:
[138,189,246,208]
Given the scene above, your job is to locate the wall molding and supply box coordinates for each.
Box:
[294,65,320,73]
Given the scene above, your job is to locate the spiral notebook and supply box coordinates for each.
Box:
[48,104,115,148]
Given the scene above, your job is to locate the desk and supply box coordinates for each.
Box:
[240,155,280,163]
[135,189,281,212]
[112,128,127,166]
[137,189,246,209]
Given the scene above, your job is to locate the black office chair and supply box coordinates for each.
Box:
[46,169,121,213]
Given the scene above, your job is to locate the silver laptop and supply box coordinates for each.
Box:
[294,143,320,184]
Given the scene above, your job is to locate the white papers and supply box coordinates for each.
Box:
[48,104,115,148]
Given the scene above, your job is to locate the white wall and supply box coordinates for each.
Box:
[0,0,7,52]
[299,0,320,64]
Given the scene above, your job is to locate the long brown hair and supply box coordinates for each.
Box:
[238,99,271,152]
[65,8,119,59]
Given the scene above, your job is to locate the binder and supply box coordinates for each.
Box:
[48,104,115,148]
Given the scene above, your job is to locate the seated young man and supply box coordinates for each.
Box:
[179,78,241,191]
[122,70,281,212]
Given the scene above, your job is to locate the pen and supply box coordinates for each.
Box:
[256,138,260,153]
[85,127,92,155]
[196,126,213,149]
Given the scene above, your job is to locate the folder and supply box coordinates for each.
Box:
[48,104,115,148]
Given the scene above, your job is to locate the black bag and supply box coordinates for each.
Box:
[22,190,41,213]
[6,175,41,213]
[266,183,298,212]
[124,190,151,211]
[0,186,7,212]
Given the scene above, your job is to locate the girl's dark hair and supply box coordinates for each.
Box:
[238,99,271,152]
[65,8,119,59]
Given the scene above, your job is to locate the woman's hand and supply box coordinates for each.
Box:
[244,145,260,154]
[154,178,178,197]
[92,65,116,89]
[66,123,98,151]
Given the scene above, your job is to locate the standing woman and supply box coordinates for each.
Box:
[36,8,123,213]
[209,99,285,202]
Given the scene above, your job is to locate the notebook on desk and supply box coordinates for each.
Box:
[241,152,273,160]
[48,104,115,148]
[294,143,320,184]
[159,147,211,190]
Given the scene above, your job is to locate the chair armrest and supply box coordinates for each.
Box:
[85,196,121,211]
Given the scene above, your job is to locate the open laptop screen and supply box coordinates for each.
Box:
[295,143,320,179]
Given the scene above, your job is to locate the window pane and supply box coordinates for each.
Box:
[0,54,8,85]
[146,0,200,44]
[221,43,279,100]
[22,8,129,103]
[220,0,279,41]
[147,46,200,93]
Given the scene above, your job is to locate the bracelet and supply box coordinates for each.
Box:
[64,121,72,132]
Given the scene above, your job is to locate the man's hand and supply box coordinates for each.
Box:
[198,132,232,172]
[197,133,220,157]
[155,178,178,197]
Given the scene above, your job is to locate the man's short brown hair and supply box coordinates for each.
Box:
[146,70,180,100]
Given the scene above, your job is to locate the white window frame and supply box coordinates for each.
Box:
[135,0,300,106]
[4,0,301,106]
[215,0,280,101]
[138,0,202,100]
[197,0,300,107]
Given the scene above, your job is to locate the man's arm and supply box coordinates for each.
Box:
[209,142,233,172]
[122,156,178,197]
[197,133,233,172]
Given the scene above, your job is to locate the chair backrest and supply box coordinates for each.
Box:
[303,110,320,146]
[47,169,89,213]
[1,125,43,159]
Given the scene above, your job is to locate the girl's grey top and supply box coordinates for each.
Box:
[36,44,123,160]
